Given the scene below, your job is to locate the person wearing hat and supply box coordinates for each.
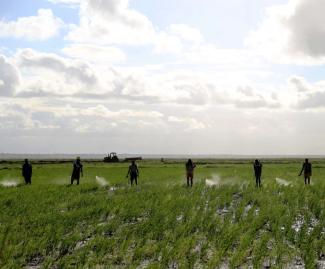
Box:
[22,159,32,185]
[71,156,83,185]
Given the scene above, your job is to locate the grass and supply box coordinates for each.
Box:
[0,159,324,268]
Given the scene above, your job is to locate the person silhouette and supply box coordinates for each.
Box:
[22,159,32,185]
[253,159,262,188]
[299,158,312,185]
[71,157,83,185]
[126,161,139,186]
[185,159,196,187]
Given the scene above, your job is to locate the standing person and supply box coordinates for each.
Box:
[22,159,32,185]
[253,159,262,188]
[71,157,83,185]
[126,161,139,186]
[185,159,196,187]
[299,158,312,185]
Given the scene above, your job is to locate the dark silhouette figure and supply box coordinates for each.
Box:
[71,157,83,185]
[126,161,139,186]
[22,159,32,185]
[253,159,262,187]
[185,159,196,187]
[299,158,312,185]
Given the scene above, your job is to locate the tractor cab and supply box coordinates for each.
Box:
[103,152,119,163]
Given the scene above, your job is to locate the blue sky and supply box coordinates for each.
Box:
[1,0,325,154]
[0,0,287,51]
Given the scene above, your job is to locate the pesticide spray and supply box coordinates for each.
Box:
[95,176,109,187]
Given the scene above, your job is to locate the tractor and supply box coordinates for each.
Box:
[103,152,119,163]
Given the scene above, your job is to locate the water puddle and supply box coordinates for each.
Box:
[74,236,93,250]
[292,215,304,233]
[285,256,305,269]
[25,254,43,269]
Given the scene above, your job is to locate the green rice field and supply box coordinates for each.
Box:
[0,159,324,268]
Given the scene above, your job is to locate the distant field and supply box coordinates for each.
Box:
[0,160,324,268]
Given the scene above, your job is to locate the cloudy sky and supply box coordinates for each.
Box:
[0,0,325,155]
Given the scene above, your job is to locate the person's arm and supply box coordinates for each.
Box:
[22,165,24,177]
[299,164,304,176]
[136,166,139,177]
[30,165,32,177]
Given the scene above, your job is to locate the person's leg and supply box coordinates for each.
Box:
[255,176,258,187]
[304,177,307,185]
[28,177,31,184]
[190,176,193,187]
[308,177,310,185]
[259,175,261,187]
[77,178,79,185]
[135,176,138,185]
[187,176,190,187]
[71,178,74,185]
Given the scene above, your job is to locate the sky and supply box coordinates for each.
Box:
[1,0,325,155]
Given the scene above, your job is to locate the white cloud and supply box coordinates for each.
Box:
[0,55,20,96]
[289,76,310,92]
[0,9,64,41]
[290,76,325,109]
[64,0,206,57]
[47,0,80,6]
[167,116,207,131]
[15,49,97,85]
[153,24,204,55]
[168,24,204,44]
[235,86,280,109]
[3,47,280,113]
[153,32,183,54]
[246,0,325,65]
[62,44,126,63]
[66,0,156,46]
